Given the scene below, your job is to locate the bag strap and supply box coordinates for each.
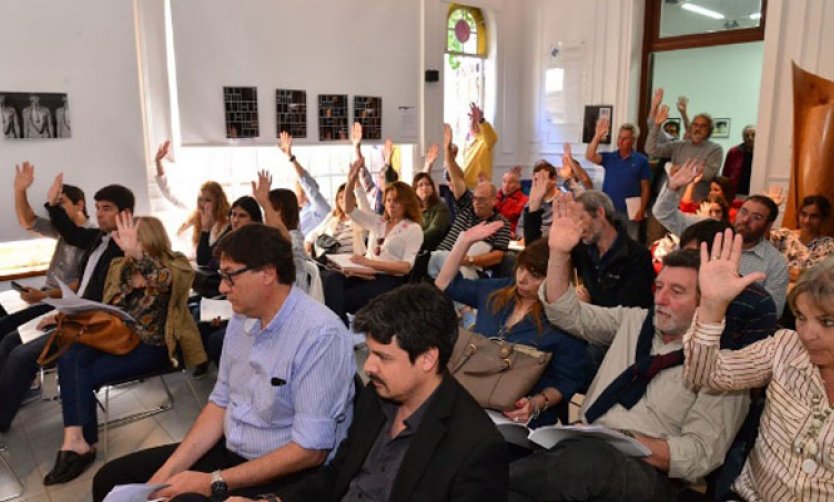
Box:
[36,328,72,366]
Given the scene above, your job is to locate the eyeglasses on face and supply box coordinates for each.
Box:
[218,266,253,286]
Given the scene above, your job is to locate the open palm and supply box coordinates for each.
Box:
[113,212,143,259]
[548,193,582,253]
[699,229,765,308]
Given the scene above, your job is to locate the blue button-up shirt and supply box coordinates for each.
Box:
[209,287,355,461]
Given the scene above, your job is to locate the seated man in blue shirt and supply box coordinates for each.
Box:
[92,224,355,502]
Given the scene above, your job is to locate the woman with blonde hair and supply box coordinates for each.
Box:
[42,214,207,485]
[685,230,834,500]
[323,161,424,325]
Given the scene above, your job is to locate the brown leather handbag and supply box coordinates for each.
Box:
[37,310,140,366]
[447,328,553,411]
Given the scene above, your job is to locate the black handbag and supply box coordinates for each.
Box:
[315,234,341,255]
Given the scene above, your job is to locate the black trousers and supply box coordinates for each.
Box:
[322,271,405,326]
[508,437,679,502]
[92,439,318,502]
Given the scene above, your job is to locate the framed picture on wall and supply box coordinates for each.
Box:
[662,118,681,139]
[582,105,613,144]
[353,96,382,140]
[224,86,259,139]
[318,94,349,141]
[713,118,731,138]
[276,89,307,138]
[1,91,70,139]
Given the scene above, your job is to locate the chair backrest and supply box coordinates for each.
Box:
[304,260,325,303]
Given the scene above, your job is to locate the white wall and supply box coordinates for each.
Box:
[652,42,764,153]
[0,0,149,243]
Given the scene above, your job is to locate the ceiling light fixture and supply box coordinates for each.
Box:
[681,2,726,20]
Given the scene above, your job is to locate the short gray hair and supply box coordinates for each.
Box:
[576,190,616,224]
[619,123,640,139]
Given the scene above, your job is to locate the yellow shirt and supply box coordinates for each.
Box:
[463,120,498,188]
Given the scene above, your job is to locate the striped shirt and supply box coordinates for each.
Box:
[437,190,510,252]
[684,312,834,501]
[209,286,355,461]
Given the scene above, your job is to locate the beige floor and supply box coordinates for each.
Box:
[0,370,216,502]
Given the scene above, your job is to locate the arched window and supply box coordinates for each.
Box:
[444,4,489,162]
[446,4,487,57]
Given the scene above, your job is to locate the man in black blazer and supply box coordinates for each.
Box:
[220,283,508,502]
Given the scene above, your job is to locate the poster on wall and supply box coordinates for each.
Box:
[1,92,70,139]
[713,118,731,138]
[276,89,307,138]
[581,105,613,145]
[353,96,382,140]
[224,86,259,138]
[318,94,348,141]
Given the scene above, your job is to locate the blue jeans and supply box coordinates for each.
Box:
[58,342,168,445]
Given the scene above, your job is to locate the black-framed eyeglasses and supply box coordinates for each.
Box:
[218,266,252,287]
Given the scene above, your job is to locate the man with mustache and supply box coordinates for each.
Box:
[508,194,749,501]
[241,283,508,502]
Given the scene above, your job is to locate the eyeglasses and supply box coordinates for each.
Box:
[218,266,252,287]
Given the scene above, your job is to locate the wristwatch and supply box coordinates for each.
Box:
[210,470,228,500]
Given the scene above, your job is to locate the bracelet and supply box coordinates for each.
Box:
[527,395,541,420]
[289,155,296,163]
[539,392,550,411]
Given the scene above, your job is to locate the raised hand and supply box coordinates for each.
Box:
[351,122,363,146]
[112,212,143,259]
[655,105,670,126]
[676,96,688,115]
[696,200,712,218]
[14,161,35,192]
[461,220,505,245]
[347,157,362,186]
[383,138,394,165]
[155,140,171,163]
[278,131,293,159]
[594,116,609,141]
[651,88,664,111]
[200,201,215,231]
[251,169,272,208]
[468,102,483,123]
[667,158,703,191]
[425,143,439,166]
[46,173,64,206]
[528,169,550,211]
[443,124,453,150]
[548,192,583,254]
[698,229,766,320]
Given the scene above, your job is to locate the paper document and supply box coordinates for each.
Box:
[18,312,55,344]
[327,254,377,275]
[41,280,134,322]
[0,289,30,315]
[200,298,234,322]
[486,410,650,457]
[625,197,643,220]
[103,483,169,502]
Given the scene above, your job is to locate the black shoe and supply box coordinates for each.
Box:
[192,362,210,380]
[43,449,96,485]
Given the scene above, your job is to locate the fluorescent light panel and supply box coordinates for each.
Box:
[681,2,726,20]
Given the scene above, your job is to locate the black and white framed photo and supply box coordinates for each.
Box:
[318,94,348,141]
[353,96,382,140]
[662,118,682,140]
[582,105,613,144]
[276,89,307,138]
[1,91,70,139]
[224,86,259,138]
[712,118,731,139]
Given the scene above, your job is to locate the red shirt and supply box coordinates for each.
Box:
[495,189,528,238]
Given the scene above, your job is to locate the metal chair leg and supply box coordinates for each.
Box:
[0,442,24,501]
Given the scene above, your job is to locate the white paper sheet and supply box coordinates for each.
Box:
[18,312,54,344]
[41,280,134,322]
[0,289,30,315]
[200,298,234,322]
[327,254,377,275]
[103,483,169,502]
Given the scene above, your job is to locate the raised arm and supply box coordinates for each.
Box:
[45,173,101,248]
[280,131,332,215]
[652,159,707,236]
[343,158,361,216]
[153,140,190,210]
[419,143,440,174]
[545,193,583,304]
[434,221,504,291]
[251,170,291,242]
[585,117,608,165]
[563,143,592,189]
[684,229,773,391]
[444,123,467,199]
[13,161,37,229]
[645,91,675,158]
[676,96,691,133]
[468,102,482,137]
